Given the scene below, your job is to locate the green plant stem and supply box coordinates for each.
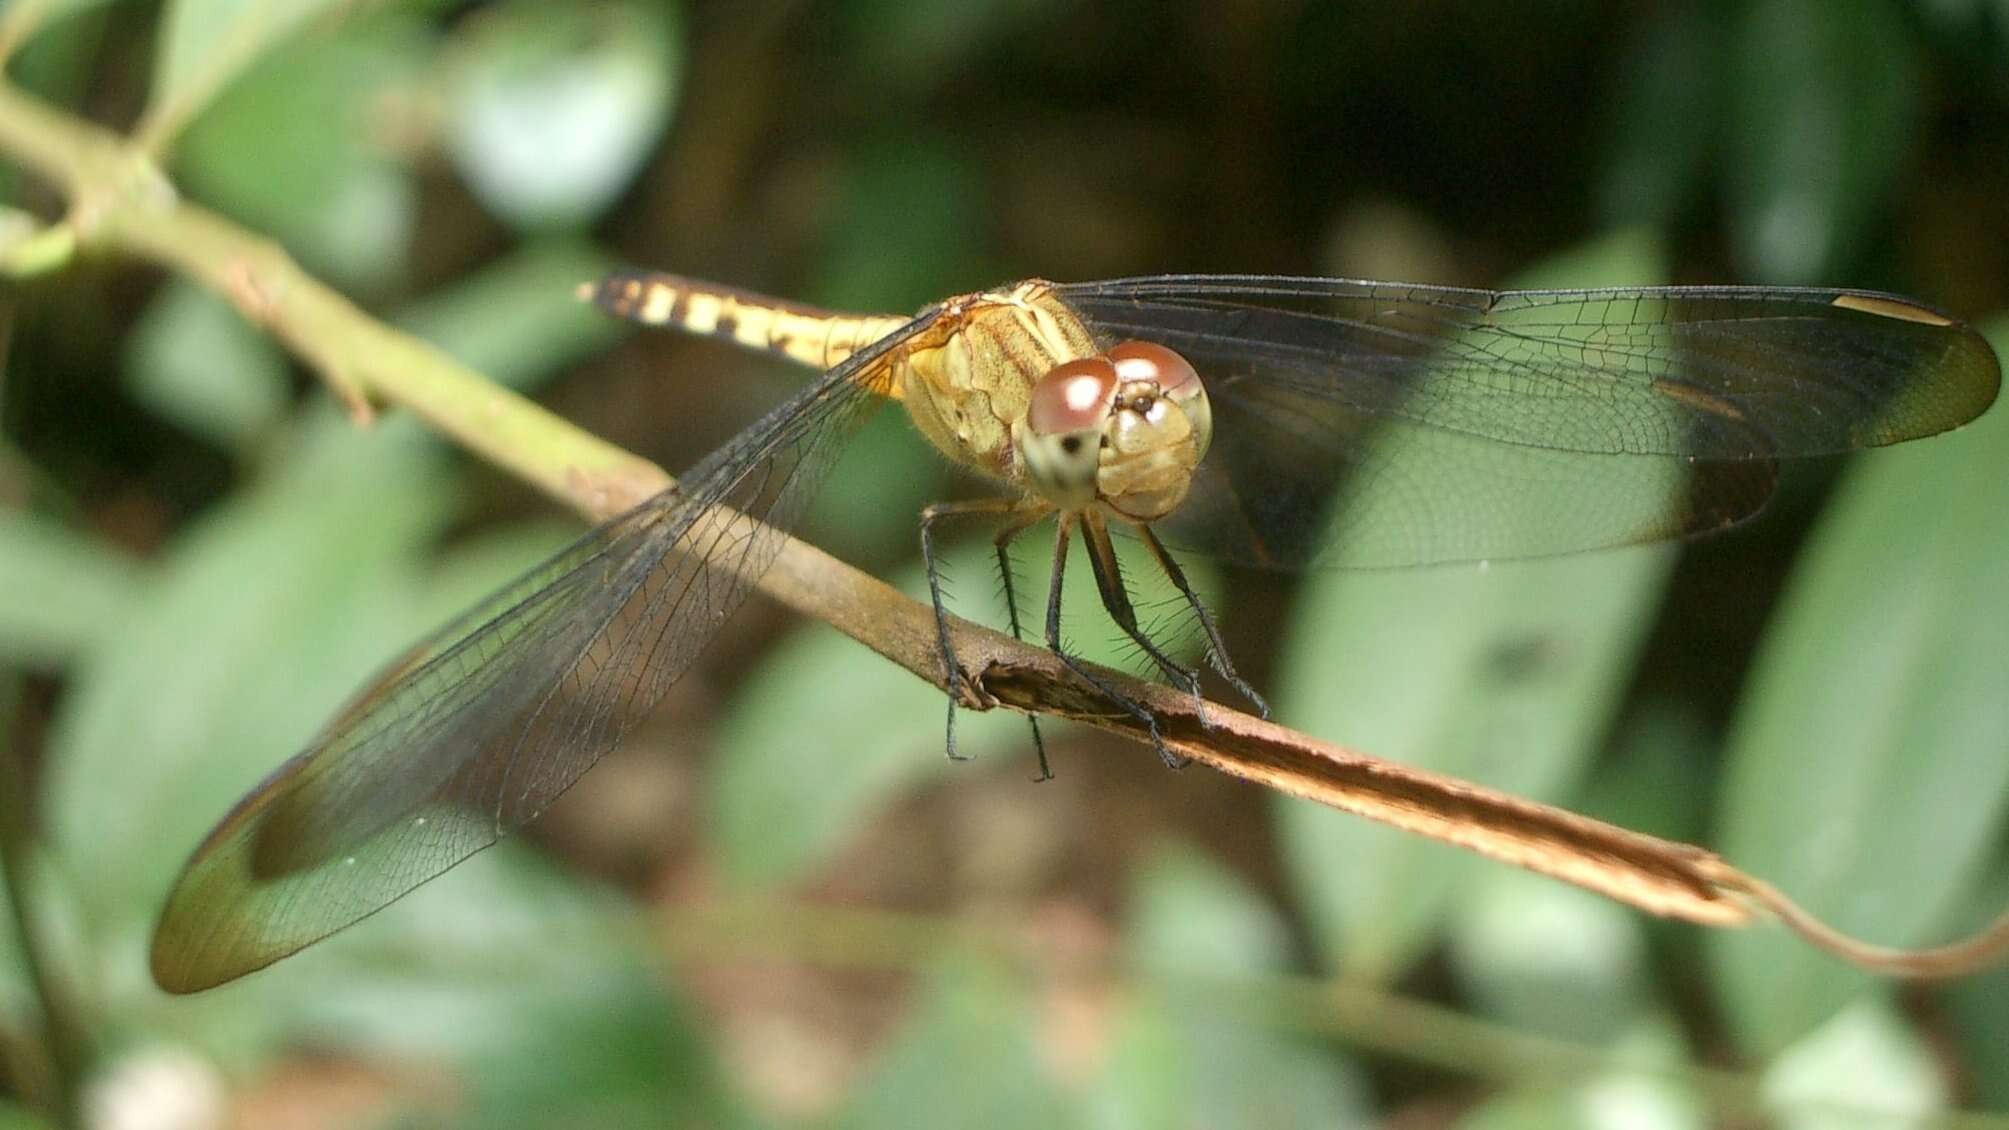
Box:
[659,897,2009,1130]
[0,681,85,1125]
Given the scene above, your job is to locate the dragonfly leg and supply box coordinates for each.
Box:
[1139,525,1269,722]
[1078,512,1205,705]
[992,513,1056,781]
[1047,515,1185,770]
[920,497,1043,765]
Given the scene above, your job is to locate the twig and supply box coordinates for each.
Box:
[0,78,2002,978]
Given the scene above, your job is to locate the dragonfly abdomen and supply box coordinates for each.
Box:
[586,270,909,372]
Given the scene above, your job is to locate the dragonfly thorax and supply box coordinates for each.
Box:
[1017,340,1213,521]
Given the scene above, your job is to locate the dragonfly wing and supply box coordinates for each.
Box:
[150,324,916,992]
[1059,277,2000,568]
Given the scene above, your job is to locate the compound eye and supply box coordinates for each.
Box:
[1107,340,1202,403]
[1021,356,1118,510]
[1027,356,1120,436]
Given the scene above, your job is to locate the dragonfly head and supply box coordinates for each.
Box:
[1019,341,1213,520]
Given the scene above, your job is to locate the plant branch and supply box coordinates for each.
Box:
[0,78,2003,978]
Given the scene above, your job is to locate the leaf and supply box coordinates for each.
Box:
[709,534,1225,888]
[834,0,1056,85]
[1724,0,1917,282]
[799,140,988,558]
[43,421,457,944]
[834,955,1068,1130]
[1451,1022,1704,1130]
[0,1098,54,1130]
[1937,867,2009,1111]
[442,0,681,231]
[1575,698,1714,848]
[1127,845,1291,978]
[4,0,117,36]
[393,238,625,393]
[1759,1000,1946,1130]
[248,849,739,1130]
[175,16,426,290]
[1444,868,1653,1044]
[810,138,990,313]
[123,278,289,452]
[413,518,578,629]
[149,0,352,149]
[1706,320,2009,1055]
[1274,231,1676,981]
[1595,5,1724,230]
[1094,847,1372,1130]
[0,511,146,667]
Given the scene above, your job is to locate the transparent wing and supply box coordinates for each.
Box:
[1058,276,2000,568]
[149,318,924,992]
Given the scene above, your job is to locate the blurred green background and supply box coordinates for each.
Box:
[2,0,2008,1126]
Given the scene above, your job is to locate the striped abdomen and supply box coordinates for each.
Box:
[586,270,911,373]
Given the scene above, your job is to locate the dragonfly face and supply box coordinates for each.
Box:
[147,269,2000,993]
[1017,341,1214,521]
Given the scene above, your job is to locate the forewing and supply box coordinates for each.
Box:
[1059,277,2000,568]
[150,328,913,992]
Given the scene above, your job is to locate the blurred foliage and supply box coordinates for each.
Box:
[0,1,2007,1128]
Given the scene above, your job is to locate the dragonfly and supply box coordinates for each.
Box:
[150,271,2001,992]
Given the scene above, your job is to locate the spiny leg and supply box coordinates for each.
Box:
[992,512,1055,781]
[1078,511,1204,701]
[920,497,1044,764]
[1045,515,1184,769]
[1140,524,1270,721]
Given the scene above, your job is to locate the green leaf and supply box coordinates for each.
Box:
[413,518,578,629]
[442,0,681,231]
[1758,1000,1946,1129]
[1724,0,1917,282]
[3,0,117,38]
[1274,231,1676,981]
[0,1097,55,1130]
[150,0,352,147]
[835,955,1068,1130]
[835,0,1056,86]
[138,840,717,1113]
[1095,847,1372,1130]
[1575,698,1714,848]
[1596,6,1724,229]
[1451,1022,1704,1130]
[394,238,626,393]
[811,138,990,313]
[1708,320,2009,1055]
[1938,867,2009,1111]
[43,421,456,948]
[799,407,948,567]
[1128,845,1291,978]
[175,16,426,290]
[787,137,1021,556]
[254,850,738,1130]
[709,534,1225,888]
[123,279,289,452]
[0,511,146,667]
[1444,868,1653,1044]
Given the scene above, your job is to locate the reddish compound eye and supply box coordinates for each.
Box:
[1027,356,1120,436]
[1107,341,1202,402]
